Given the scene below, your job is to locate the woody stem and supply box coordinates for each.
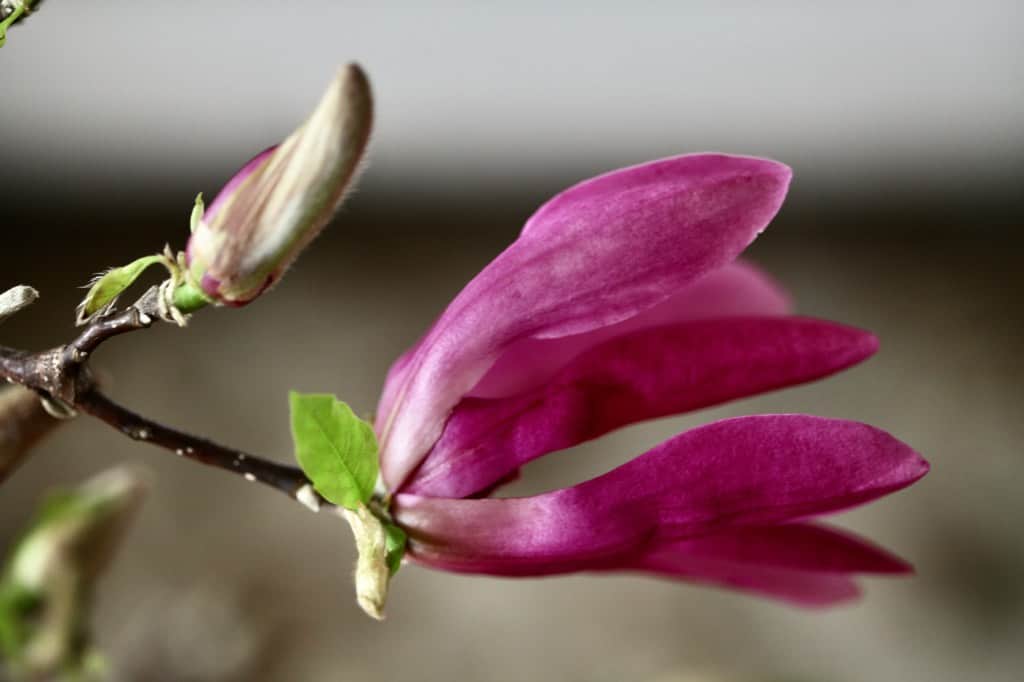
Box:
[0,286,329,510]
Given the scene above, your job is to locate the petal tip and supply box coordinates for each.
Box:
[910,453,931,482]
[861,329,881,356]
[761,159,793,209]
[882,439,930,494]
[337,62,373,109]
[839,325,881,365]
[734,153,792,190]
[774,160,794,185]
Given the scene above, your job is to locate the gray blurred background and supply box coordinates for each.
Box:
[1,1,1022,681]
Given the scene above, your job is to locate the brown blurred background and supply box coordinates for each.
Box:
[2,1,1022,681]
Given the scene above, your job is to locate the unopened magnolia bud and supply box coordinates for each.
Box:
[186,64,373,305]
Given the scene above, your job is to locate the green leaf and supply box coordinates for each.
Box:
[383,522,407,576]
[76,255,167,324]
[289,392,378,510]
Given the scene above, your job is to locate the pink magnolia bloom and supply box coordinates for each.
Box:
[377,153,928,606]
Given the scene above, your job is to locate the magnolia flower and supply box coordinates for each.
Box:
[186,64,373,306]
[375,153,928,606]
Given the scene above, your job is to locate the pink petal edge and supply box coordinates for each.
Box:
[203,146,277,222]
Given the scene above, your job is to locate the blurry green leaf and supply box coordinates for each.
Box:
[0,468,145,680]
[76,255,166,324]
[383,521,407,576]
[0,583,42,660]
[289,392,378,510]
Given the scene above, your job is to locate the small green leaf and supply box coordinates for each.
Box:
[76,255,168,324]
[383,522,407,576]
[289,392,378,510]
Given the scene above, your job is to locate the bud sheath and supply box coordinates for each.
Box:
[187,64,373,305]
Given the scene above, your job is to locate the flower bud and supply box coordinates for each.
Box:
[186,64,373,305]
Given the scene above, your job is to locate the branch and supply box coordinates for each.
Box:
[0,286,327,512]
[76,388,317,504]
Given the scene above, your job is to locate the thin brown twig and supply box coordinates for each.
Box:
[0,286,328,511]
[77,388,314,499]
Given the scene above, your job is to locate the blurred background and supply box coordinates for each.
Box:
[1,1,1021,680]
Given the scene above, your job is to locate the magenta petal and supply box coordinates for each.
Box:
[203,146,277,221]
[377,261,787,441]
[375,344,419,430]
[393,415,928,574]
[468,260,792,400]
[378,154,792,490]
[404,317,878,497]
[633,523,911,576]
[614,522,910,606]
[637,556,863,606]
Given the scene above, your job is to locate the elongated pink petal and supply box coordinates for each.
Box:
[404,317,878,497]
[377,155,792,490]
[393,415,927,574]
[407,522,904,606]
[635,522,911,575]
[377,261,787,445]
[637,556,863,606]
[377,261,787,439]
[626,523,911,606]
[468,260,791,400]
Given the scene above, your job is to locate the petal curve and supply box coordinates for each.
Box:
[468,260,792,400]
[405,317,878,497]
[393,415,928,574]
[378,154,792,490]
[624,523,911,606]
[378,260,789,442]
